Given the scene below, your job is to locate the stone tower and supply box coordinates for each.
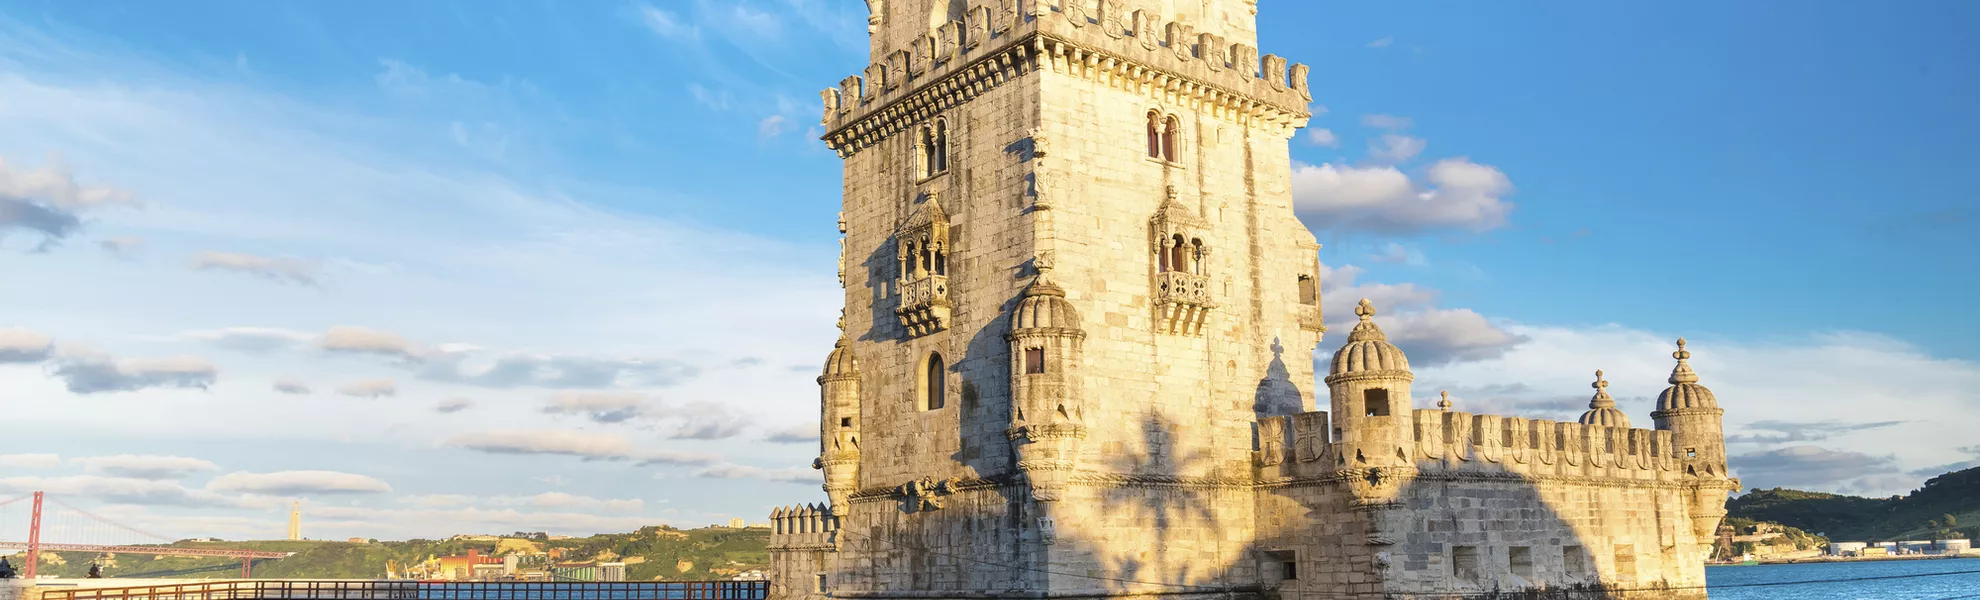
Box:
[771,2,1733,599]
[775,0,1320,598]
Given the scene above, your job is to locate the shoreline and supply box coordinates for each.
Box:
[1708,553,1979,566]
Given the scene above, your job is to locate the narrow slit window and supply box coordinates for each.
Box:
[1162,116,1180,161]
[1297,274,1318,305]
[1024,347,1046,374]
[923,352,946,410]
[1146,111,1162,158]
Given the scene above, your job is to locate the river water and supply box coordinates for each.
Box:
[1707,557,1980,599]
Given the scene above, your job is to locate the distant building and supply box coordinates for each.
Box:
[600,562,626,582]
[347,538,369,544]
[1899,540,1935,555]
[287,501,301,541]
[728,517,747,528]
[1829,541,1868,556]
[1937,539,1972,554]
[434,549,511,581]
[551,562,598,582]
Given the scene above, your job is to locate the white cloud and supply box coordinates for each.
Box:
[46,347,218,394]
[694,463,816,484]
[1365,242,1425,266]
[189,251,320,285]
[440,429,716,466]
[1305,128,1339,148]
[320,326,421,360]
[763,422,817,444]
[99,235,144,256]
[205,470,393,495]
[636,4,701,41]
[72,455,219,479]
[1361,114,1414,130]
[0,475,231,506]
[179,327,314,353]
[272,378,311,394]
[758,114,789,139]
[0,327,54,363]
[0,155,137,249]
[1366,37,1395,49]
[1367,133,1426,163]
[0,454,61,468]
[1292,158,1515,234]
[543,391,649,423]
[436,397,474,413]
[335,378,398,398]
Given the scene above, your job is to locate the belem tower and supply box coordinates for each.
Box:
[768,1,1738,599]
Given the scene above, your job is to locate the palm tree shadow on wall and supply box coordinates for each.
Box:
[1046,411,1237,595]
[1247,439,1702,599]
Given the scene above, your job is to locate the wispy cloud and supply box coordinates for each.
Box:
[1366,37,1395,49]
[47,347,218,394]
[0,155,137,250]
[189,251,320,285]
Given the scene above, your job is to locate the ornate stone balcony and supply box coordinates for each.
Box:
[1153,271,1213,335]
[897,275,951,337]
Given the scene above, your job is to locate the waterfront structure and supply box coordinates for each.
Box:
[768,1,1736,599]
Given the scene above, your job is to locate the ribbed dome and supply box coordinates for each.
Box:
[1578,369,1632,428]
[1012,274,1080,330]
[1655,338,1719,412]
[1329,298,1411,376]
[821,336,858,378]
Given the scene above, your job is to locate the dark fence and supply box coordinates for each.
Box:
[38,580,770,600]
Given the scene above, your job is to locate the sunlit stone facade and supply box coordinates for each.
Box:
[769,2,1734,599]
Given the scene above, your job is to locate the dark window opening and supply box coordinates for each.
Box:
[1364,388,1391,417]
[1146,111,1162,158]
[1024,347,1046,374]
[924,352,946,410]
[1453,546,1480,583]
[1686,447,1698,458]
[1510,546,1534,579]
[1282,561,1297,580]
[1297,274,1318,305]
[840,417,852,427]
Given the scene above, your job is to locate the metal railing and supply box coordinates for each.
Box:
[38,580,770,600]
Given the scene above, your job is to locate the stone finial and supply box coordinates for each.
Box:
[1589,370,1615,409]
[1346,298,1388,343]
[863,0,882,33]
[1668,337,1699,385]
[1437,390,1452,410]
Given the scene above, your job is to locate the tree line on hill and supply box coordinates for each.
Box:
[1728,464,1980,543]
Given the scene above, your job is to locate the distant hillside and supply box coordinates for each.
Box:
[1728,465,1980,542]
[28,526,769,581]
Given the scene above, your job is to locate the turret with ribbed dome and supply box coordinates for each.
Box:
[1578,369,1631,428]
[814,318,862,513]
[1007,260,1087,504]
[1325,298,1415,469]
[1651,338,1727,477]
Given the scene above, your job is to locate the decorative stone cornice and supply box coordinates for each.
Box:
[822,8,1315,157]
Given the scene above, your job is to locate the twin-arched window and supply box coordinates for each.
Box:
[1145,111,1180,162]
[1158,233,1207,274]
[920,119,949,178]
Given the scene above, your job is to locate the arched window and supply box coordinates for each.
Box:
[929,119,948,175]
[932,244,946,276]
[1146,111,1162,158]
[922,352,947,410]
[1168,234,1188,273]
[1190,238,1206,275]
[1161,116,1180,162]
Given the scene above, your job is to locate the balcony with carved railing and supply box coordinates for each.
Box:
[1153,271,1214,336]
[897,275,951,337]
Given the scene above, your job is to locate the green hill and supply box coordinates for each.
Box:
[24,526,769,581]
[1728,464,1980,542]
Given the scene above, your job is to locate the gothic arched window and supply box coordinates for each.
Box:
[1146,111,1162,158]
[1161,116,1180,162]
[922,352,947,410]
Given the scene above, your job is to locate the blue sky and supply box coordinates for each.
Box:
[1,0,1976,542]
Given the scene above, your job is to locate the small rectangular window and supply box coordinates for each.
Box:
[1686,447,1698,458]
[840,417,852,427]
[1364,388,1391,417]
[1510,546,1533,579]
[1282,560,1297,580]
[1024,347,1046,374]
[1563,545,1587,577]
[1297,274,1318,305]
[1452,546,1479,583]
[815,574,827,593]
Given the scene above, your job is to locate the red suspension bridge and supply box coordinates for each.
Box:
[0,492,291,579]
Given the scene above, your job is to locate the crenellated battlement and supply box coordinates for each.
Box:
[1407,409,1684,479]
[821,0,1313,155]
[768,504,839,551]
